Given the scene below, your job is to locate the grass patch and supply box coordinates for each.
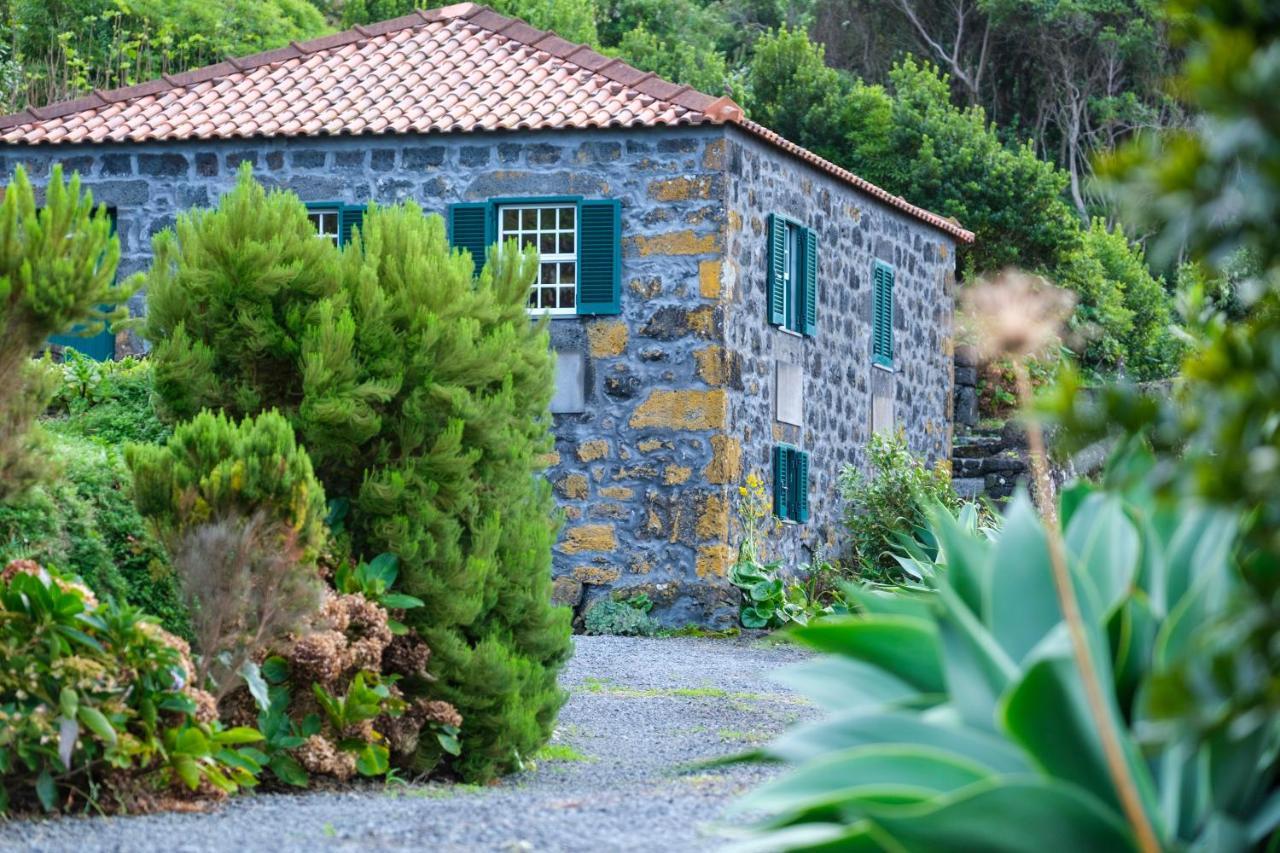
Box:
[659,625,741,639]
[717,729,770,744]
[384,783,485,799]
[534,744,591,763]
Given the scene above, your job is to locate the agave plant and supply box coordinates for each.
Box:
[729,451,1279,852]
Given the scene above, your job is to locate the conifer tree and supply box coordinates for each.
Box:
[142,164,342,422]
[145,174,572,781]
[0,165,139,500]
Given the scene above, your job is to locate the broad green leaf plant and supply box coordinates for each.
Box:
[730,456,1277,851]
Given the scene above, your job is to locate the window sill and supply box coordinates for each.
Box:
[776,327,805,338]
[527,311,580,320]
[872,361,896,374]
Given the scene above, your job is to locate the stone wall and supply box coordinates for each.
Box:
[720,127,958,570]
[5,122,958,626]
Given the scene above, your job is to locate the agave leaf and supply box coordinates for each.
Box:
[934,590,1016,732]
[729,744,992,820]
[765,708,1031,775]
[1064,493,1140,615]
[726,821,884,853]
[770,657,921,713]
[790,616,944,694]
[871,777,1138,852]
[928,501,991,617]
[985,493,1067,663]
[842,583,933,620]
[1000,633,1162,835]
[1164,507,1237,612]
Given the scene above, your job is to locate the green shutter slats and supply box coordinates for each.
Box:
[795,450,810,522]
[340,204,366,248]
[802,227,818,336]
[577,199,621,315]
[768,213,787,326]
[873,261,895,366]
[448,202,493,278]
[773,445,791,521]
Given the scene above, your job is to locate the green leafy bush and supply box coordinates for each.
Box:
[0,561,261,815]
[583,596,661,637]
[143,170,572,782]
[0,165,140,500]
[734,463,1278,850]
[47,352,170,446]
[0,430,187,636]
[837,430,965,581]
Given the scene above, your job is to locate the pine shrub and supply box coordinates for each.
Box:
[0,165,140,500]
[143,171,572,781]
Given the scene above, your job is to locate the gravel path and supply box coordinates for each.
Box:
[3,636,816,853]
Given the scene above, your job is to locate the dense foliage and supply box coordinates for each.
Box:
[735,473,1278,850]
[838,430,963,580]
[0,561,260,815]
[142,169,572,782]
[0,166,139,501]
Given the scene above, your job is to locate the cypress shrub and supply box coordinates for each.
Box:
[143,170,572,781]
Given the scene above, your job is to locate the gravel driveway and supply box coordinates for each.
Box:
[3,635,816,853]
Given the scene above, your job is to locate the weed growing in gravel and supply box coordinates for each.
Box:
[384,783,484,800]
[533,744,590,763]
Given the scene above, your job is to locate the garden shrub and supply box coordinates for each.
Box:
[126,410,328,696]
[47,352,171,446]
[0,429,188,636]
[0,166,139,501]
[838,430,963,581]
[0,560,261,815]
[583,595,660,637]
[142,170,572,782]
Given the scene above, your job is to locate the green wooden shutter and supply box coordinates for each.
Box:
[448,202,493,278]
[339,204,366,248]
[577,199,621,315]
[873,261,895,366]
[767,213,787,326]
[48,206,117,361]
[773,445,792,521]
[794,450,810,523]
[802,227,818,336]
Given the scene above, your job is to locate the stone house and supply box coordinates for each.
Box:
[0,3,972,625]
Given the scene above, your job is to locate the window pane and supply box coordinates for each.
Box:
[539,233,555,254]
[540,262,555,284]
[503,208,518,230]
[560,262,575,284]
[541,287,555,306]
[560,207,574,229]
[560,287,575,308]
[521,209,536,229]
[558,233,573,254]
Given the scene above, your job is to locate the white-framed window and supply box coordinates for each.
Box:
[307,208,340,245]
[498,203,578,316]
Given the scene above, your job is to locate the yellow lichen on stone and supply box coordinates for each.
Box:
[572,565,622,584]
[556,474,589,500]
[694,345,727,386]
[704,435,742,484]
[663,465,692,485]
[564,506,582,521]
[560,524,618,554]
[695,544,734,578]
[941,336,955,357]
[537,451,561,467]
[627,230,720,257]
[577,439,610,462]
[599,486,634,500]
[587,321,629,358]
[629,390,728,430]
[629,555,653,575]
[636,438,669,453]
[703,138,727,169]
[698,259,723,300]
[686,305,717,338]
[696,492,729,541]
[649,175,716,201]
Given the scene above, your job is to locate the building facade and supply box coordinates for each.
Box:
[0,4,970,626]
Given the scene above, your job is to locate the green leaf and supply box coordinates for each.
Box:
[355,743,390,776]
[1065,493,1139,614]
[730,744,991,819]
[212,727,264,745]
[790,616,944,695]
[750,579,782,602]
[58,687,78,720]
[365,552,399,588]
[378,593,424,610]
[268,753,310,787]
[260,656,290,685]
[872,778,1138,852]
[240,660,271,712]
[77,706,117,746]
[35,768,57,812]
[173,755,201,790]
[437,730,462,756]
[928,500,992,617]
[986,493,1062,663]
[741,606,771,629]
[387,619,409,636]
[770,656,920,712]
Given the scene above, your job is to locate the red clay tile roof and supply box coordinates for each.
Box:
[0,3,973,242]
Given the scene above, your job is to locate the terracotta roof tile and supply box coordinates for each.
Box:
[0,3,972,241]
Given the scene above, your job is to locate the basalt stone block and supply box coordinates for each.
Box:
[60,156,94,177]
[498,143,522,164]
[265,151,285,171]
[195,153,218,177]
[528,143,561,164]
[290,150,327,169]
[657,137,699,153]
[101,154,134,176]
[93,180,150,207]
[334,150,366,168]
[225,151,257,169]
[370,149,396,171]
[459,146,491,166]
[403,146,445,168]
